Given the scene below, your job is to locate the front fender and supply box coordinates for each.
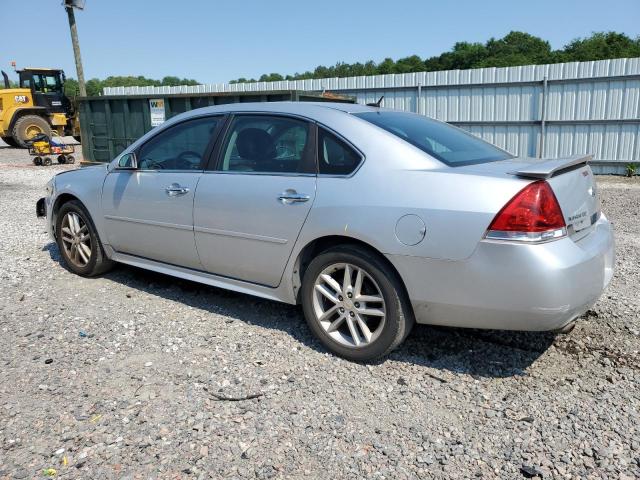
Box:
[52,165,109,244]
[5,106,48,132]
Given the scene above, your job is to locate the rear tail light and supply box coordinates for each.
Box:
[485,180,566,243]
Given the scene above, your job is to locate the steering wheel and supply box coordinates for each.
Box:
[229,155,256,171]
[175,150,202,170]
[141,158,164,170]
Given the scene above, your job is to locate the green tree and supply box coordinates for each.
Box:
[425,41,488,70]
[161,76,181,86]
[313,65,333,78]
[64,78,80,97]
[161,76,199,86]
[563,31,640,61]
[85,78,103,96]
[395,55,425,73]
[377,57,396,74]
[259,73,284,82]
[479,31,554,67]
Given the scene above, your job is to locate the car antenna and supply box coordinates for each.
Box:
[366,95,384,107]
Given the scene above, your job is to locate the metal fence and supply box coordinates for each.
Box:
[104,58,640,174]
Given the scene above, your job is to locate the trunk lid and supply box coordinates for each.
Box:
[457,155,600,238]
[545,162,600,238]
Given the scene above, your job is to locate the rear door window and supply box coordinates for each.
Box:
[218,115,314,174]
[317,128,362,175]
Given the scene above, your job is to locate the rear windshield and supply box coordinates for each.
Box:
[354,111,513,166]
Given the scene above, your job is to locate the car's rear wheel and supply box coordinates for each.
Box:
[301,245,414,361]
[55,200,113,277]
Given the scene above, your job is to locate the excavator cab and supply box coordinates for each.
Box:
[18,68,72,116]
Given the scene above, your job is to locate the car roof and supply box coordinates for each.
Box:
[301,102,379,113]
[176,101,380,119]
[123,100,444,171]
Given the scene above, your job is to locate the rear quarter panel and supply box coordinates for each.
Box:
[297,117,531,261]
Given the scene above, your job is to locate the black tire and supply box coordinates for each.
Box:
[1,136,18,148]
[301,245,414,361]
[42,157,52,166]
[33,156,42,166]
[12,115,52,148]
[66,155,75,164]
[57,155,66,164]
[55,200,114,277]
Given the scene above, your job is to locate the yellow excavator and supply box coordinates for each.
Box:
[0,68,80,148]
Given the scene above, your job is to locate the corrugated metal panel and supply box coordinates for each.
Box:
[102,58,640,171]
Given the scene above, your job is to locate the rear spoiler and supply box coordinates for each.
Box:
[509,154,592,179]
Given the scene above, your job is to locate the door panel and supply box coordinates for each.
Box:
[102,171,202,269]
[194,173,316,286]
[193,114,316,287]
[101,115,223,269]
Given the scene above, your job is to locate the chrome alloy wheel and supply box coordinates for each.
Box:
[312,263,386,348]
[60,212,92,267]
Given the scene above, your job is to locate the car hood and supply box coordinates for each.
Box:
[55,164,108,178]
[54,164,109,193]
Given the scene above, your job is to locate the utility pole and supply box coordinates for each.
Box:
[64,0,86,96]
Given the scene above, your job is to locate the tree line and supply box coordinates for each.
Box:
[64,75,199,97]
[229,31,640,83]
[0,74,199,96]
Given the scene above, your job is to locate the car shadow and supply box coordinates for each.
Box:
[42,242,556,378]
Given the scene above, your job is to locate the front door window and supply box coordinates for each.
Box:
[138,116,221,171]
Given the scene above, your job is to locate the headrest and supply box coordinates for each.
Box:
[236,128,275,161]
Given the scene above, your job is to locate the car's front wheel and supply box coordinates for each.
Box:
[301,245,414,361]
[55,200,113,277]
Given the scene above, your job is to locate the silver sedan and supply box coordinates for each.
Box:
[38,102,615,361]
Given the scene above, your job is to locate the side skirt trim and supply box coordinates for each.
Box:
[109,250,293,304]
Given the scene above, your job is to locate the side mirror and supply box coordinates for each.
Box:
[117,153,138,170]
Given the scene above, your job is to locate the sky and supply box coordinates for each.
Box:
[2,0,639,85]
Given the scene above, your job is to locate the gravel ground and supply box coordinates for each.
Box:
[1,140,639,479]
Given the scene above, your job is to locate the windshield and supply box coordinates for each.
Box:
[354,111,513,166]
[31,73,63,94]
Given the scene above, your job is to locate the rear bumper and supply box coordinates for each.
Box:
[388,214,615,331]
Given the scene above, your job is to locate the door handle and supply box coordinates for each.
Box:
[278,190,310,204]
[165,183,190,197]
